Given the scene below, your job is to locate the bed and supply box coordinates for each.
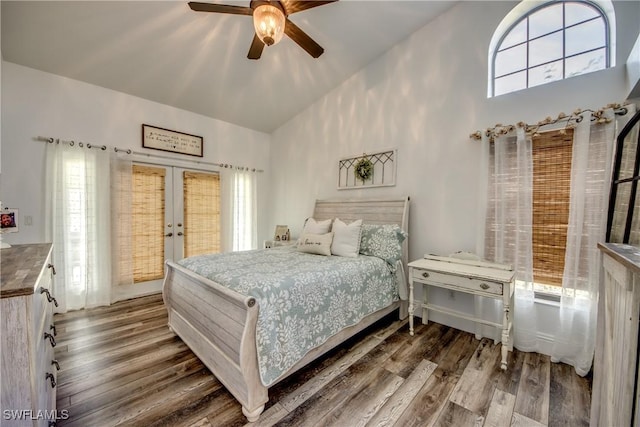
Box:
[162,197,410,422]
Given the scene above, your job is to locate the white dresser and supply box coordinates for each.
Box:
[1,244,59,426]
[408,255,515,370]
[590,243,640,427]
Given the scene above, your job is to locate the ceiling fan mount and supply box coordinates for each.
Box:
[188,0,337,60]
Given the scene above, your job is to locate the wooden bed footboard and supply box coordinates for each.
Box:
[162,260,408,422]
[162,261,268,421]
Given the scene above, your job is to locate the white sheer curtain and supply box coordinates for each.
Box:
[45,143,112,312]
[224,168,257,251]
[478,106,636,375]
[552,106,636,374]
[478,127,538,348]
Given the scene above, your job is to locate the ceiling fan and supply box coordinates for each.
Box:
[188,1,337,60]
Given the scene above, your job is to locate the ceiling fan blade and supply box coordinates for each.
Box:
[188,2,253,15]
[280,0,337,15]
[247,34,265,60]
[284,18,324,58]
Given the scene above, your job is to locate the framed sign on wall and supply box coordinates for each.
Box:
[142,124,203,157]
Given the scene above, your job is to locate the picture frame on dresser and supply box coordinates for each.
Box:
[274,225,288,241]
[0,207,19,249]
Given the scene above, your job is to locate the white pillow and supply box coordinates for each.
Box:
[331,218,363,257]
[302,218,332,235]
[297,232,334,256]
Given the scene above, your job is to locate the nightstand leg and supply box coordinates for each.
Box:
[408,280,414,336]
[501,300,510,370]
[422,284,429,325]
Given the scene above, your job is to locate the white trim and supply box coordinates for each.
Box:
[126,152,220,173]
[112,279,163,302]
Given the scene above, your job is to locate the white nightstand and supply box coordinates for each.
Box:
[408,254,515,370]
[263,240,297,249]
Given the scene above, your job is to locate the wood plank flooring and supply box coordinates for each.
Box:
[54,294,591,427]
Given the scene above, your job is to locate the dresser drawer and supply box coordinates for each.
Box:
[33,261,56,357]
[412,268,504,296]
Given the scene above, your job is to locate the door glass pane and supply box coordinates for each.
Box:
[183,171,221,257]
[529,32,563,67]
[132,165,166,283]
[566,19,605,56]
[631,195,640,246]
[529,3,563,39]
[617,125,639,181]
[610,181,631,243]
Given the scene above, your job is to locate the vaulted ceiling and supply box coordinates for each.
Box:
[2,1,457,133]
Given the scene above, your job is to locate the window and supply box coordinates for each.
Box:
[485,128,573,288]
[231,170,257,251]
[489,0,614,97]
[531,129,573,286]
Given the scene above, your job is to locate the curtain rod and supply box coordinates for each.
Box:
[470,103,631,141]
[34,136,264,173]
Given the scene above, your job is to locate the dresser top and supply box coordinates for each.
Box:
[1,243,53,298]
[598,242,640,275]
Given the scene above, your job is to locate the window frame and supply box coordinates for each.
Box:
[488,0,615,97]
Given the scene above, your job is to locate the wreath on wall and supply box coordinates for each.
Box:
[354,157,373,182]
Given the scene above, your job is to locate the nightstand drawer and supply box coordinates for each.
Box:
[412,268,503,296]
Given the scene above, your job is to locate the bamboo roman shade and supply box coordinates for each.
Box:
[132,165,166,283]
[531,129,573,286]
[183,171,221,257]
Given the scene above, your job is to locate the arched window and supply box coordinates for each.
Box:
[488,0,615,97]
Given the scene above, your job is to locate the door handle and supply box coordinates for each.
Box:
[165,232,173,237]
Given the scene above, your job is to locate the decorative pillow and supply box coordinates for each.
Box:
[301,217,332,235]
[297,232,334,256]
[330,218,363,257]
[359,224,407,267]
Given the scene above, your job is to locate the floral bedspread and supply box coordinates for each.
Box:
[178,246,399,386]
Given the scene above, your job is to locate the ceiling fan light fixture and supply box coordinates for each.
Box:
[253,3,285,46]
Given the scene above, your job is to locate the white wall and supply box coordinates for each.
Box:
[269,1,640,341]
[0,62,271,246]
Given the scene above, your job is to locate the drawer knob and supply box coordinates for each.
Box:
[52,359,60,371]
[44,332,57,348]
[45,372,56,388]
[422,272,430,278]
[47,263,57,275]
[480,283,490,290]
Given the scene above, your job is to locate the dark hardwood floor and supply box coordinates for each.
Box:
[53,294,591,426]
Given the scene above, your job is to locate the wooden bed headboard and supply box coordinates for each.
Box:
[312,197,411,267]
[313,198,410,229]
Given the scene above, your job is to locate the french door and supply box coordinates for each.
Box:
[116,163,220,300]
